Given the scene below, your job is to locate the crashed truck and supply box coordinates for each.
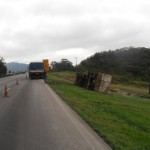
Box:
[29,59,49,79]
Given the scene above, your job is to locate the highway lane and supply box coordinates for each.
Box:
[0,76,112,150]
[0,74,27,94]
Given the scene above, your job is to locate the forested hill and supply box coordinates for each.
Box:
[79,47,150,81]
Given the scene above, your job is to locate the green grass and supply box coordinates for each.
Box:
[110,74,150,98]
[47,72,150,150]
[110,84,150,98]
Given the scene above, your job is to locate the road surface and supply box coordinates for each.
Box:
[0,74,112,150]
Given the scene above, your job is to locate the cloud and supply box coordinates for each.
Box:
[0,0,150,65]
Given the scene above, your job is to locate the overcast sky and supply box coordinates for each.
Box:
[0,0,150,65]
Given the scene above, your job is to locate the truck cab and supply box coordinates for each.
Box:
[29,62,46,79]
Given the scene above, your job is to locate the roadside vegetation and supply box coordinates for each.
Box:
[110,74,150,99]
[79,47,150,81]
[47,72,150,150]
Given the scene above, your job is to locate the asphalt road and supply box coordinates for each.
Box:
[0,75,112,150]
[0,74,26,94]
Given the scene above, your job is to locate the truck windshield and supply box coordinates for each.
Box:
[29,63,44,70]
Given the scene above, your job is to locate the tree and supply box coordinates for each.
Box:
[51,59,74,72]
[79,47,150,81]
[0,56,7,76]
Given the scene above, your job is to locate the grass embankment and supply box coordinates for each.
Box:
[47,72,150,150]
[110,75,150,98]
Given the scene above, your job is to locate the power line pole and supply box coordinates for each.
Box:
[74,57,78,67]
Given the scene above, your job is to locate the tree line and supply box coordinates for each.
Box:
[0,57,7,77]
[51,59,74,72]
[79,47,150,81]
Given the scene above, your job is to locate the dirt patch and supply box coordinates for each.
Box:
[64,76,76,82]
[111,89,135,96]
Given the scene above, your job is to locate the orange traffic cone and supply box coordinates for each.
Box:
[16,79,19,85]
[4,85,8,97]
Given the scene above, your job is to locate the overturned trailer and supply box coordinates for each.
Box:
[75,72,112,93]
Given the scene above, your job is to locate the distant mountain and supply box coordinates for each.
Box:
[6,62,28,73]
